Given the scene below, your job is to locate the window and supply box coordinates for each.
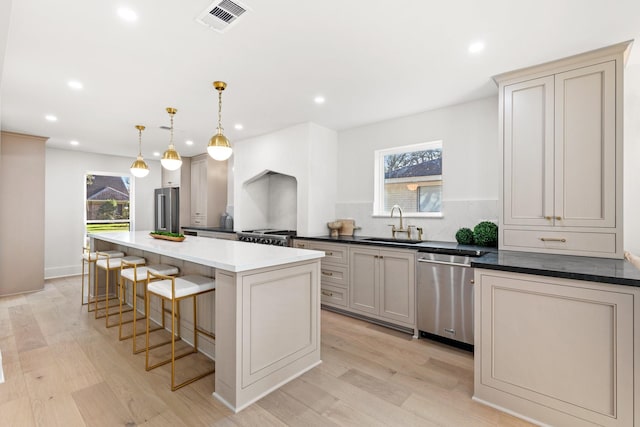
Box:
[374,140,443,217]
[85,173,133,239]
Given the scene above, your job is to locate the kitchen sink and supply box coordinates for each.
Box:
[362,237,422,244]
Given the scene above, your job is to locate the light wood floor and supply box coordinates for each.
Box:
[0,276,533,426]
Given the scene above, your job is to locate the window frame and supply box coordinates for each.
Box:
[373,140,443,218]
[84,171,135,244]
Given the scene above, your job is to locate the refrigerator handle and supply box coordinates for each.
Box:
[157,194,166,230]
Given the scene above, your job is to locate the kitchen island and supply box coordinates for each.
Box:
[91,231,324,413]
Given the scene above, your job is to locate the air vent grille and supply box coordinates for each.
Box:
[197,0,250,33]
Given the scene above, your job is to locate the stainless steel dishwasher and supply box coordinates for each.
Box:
[417,250,483,349]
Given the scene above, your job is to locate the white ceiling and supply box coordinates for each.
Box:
[1,0,639,160]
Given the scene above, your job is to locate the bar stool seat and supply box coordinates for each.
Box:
[145,273,216,391]
[119,263,180,353]
[95,254,145,326]
[81,248,124,311]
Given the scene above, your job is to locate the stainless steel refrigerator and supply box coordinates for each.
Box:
[154,187,180,233]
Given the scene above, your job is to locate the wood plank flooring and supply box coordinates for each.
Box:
[0,276,533,426]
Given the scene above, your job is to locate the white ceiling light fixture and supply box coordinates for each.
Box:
[45,114,57,122]
[185,140,194,146]
[153,151,160,157]
[70,140,79,146]
[314,96,325,104]
[130,125,150,178]
[196,0,250,33]
[468,41,485,54]
[207,81,233,161]
[234,123,243,130]
[161,108,182,171]
[67,80,83,90]
[117,7,138,22]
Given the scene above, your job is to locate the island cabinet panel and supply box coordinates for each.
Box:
[496,42,628,258]
[474,269,638,426]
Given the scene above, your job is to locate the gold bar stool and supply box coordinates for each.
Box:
[81,247,124,311]
[95,253,145,326]
[119,262,179,354]
[145,272,216,391]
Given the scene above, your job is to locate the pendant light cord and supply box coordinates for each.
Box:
[169,112,175,148]
[138,128,143,156]
[218,89,224,134]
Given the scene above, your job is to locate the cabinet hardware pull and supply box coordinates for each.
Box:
[321,290,333,297]
[555,216,562,220]
[321,271,333,276]
[444,328,456,335]
[544,216,552,220]
[540,237,567,242]
[325,251,333,256]
[470,279,475,284]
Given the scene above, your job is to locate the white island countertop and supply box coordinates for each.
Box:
[91,231,324,273]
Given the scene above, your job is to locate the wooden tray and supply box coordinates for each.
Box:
[150,234,185,242]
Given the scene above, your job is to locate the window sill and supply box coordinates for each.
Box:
[372,212,444,219]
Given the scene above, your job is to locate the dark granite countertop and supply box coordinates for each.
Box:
[296,235,640,287]
[471,250,640,287]
[295,234,493,256]
[181,226,236,234]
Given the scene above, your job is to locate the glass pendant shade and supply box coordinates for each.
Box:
[130,156,150,177]
[208,81,232,161]
[161,145,182,170]
[130,124,150,178]
[162,107,182,170]
[207,132,232,161]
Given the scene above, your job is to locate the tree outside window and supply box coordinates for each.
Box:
[374,141,443,216]
[85,173,132,234]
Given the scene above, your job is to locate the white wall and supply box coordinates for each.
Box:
[233,122,338,236]
[44,148,161,278]
[336,96,499,242]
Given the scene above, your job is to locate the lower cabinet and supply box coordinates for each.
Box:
[474,269,639,426]
[349,246,415,328]
[292,239,416,331]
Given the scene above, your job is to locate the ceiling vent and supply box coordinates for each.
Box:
[196,0,250,33]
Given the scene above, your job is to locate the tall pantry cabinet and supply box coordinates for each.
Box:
[495,41,631,258]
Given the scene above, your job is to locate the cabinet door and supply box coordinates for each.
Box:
[554,61,616,228]
[379,250,415,325]
[349,247,379,315]
[476,270,635,426]
[503,76,555,226]
[190,159,207,218]
[162,167,180,187]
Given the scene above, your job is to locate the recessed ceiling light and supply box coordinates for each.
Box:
[234,124,243,130]
[185,140,194,146]
[45,114,57,122]
[153,151,160,157]
[117,7,138,22]
[70,140,79,146]
[314,96,325,104]
[468,41,485,54]
[67,80,83,90]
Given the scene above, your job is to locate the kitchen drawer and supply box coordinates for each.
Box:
[503,229,616,255]
[308,242,348,265]
[292,239,309,249]
[320,264,348,288]
[191,215,207,226]
[321,284,347,307]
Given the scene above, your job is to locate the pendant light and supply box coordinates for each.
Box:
[207,81,233,161]
[130,125,149,178]
[161,107,182,170]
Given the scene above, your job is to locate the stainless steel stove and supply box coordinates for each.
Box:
[236,229,297,246]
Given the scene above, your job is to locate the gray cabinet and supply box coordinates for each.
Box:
[189,154,228,227]
[496,42,629,258]
[349,246,415,328]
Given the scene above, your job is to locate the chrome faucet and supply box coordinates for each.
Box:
[389,204,410,239]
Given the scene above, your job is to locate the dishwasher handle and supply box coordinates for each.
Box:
[417,258,471,268]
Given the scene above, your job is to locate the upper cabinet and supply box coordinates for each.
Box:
[190,154,228,227]
[496,41,631,259]
[161,167,181,188]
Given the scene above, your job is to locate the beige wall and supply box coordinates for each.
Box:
[0,131,47,296]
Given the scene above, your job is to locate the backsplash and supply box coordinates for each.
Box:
[335,200,498,242]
